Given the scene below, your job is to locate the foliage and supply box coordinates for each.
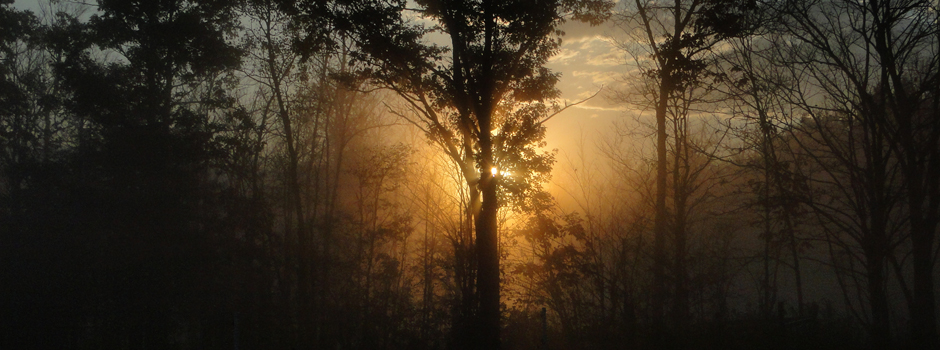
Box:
[0,0,936,349]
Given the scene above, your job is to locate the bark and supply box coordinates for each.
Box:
[895,56,938,350]
[475,171,500,350]
[865,108,892,350]
[672,117,690,336]
[652,75,669,336]
[473,2,501,348]
[260,11,313,344]
[475,109,500,349]
[909,184,938,349]
[869,0,938,345]
[783,211,803,315]
[866,245,890,350]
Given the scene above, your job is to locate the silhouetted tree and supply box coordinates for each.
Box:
[718,32,812,318]
[42,0,243,346]
[747,0,940,347]
[302,1,613,348]
[613,0,756,346]
[0,0,41,224]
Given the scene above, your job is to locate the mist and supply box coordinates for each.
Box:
[1,0,938,349]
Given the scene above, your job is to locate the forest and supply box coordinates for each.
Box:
[0,0,938,349]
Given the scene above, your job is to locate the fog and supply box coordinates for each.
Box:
[2,1,938,349]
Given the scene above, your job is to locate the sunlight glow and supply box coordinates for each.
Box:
[491,167,511,178]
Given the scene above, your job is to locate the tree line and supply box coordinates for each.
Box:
[0,0,936,349]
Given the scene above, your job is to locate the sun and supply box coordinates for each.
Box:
[491,167,511,177]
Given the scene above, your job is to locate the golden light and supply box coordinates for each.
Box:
[491,167,511,177]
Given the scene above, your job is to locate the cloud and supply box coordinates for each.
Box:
[555,89,630,113]
[573,104,629,112]
[552,32,622,69]
[565,35,612,46]
[585,51,621,67]
[549,48,581,63]
[576,90,598,99]
[556,19,619,44]
[571,70,618,85]
[551,26,619,65]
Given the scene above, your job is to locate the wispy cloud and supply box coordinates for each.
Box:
[585,51,621,67]
[571,70,618,85]
[565,35,612,46]
[573,104,629,112]
[550,48,581,63]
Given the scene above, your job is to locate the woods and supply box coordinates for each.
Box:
[1,0,937,349]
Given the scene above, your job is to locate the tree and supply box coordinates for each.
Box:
[240,1,321,343]
[752,0,940,347]
[613,0,755,344]
[718,33,811,318]
[0,0,42,229]
[294,1,614,348]
[47,0,244,346]
[344,143,414,348]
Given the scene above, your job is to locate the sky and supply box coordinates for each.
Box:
[11,0,641,186]
[544,19,634,161]
[5,0,901,329]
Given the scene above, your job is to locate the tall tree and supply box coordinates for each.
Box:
[0,0,41,223]
[241,1,320,344]
[758,0,939,346]
[292,0,613,348]
[614,0,755,344]
[719,33,809,317]
[50,0,243,346]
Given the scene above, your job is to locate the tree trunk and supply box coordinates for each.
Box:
[476,124,500,350]
[867,148,891,350]
[784,213,803,315]
[900,106,938,350]
[761,160,774,320]
[475,179,500,350]
[474,2,500,348]
[910,208,938,349]
[672,123,690,339]
[652,70,669,338]
[866,248,891,350]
